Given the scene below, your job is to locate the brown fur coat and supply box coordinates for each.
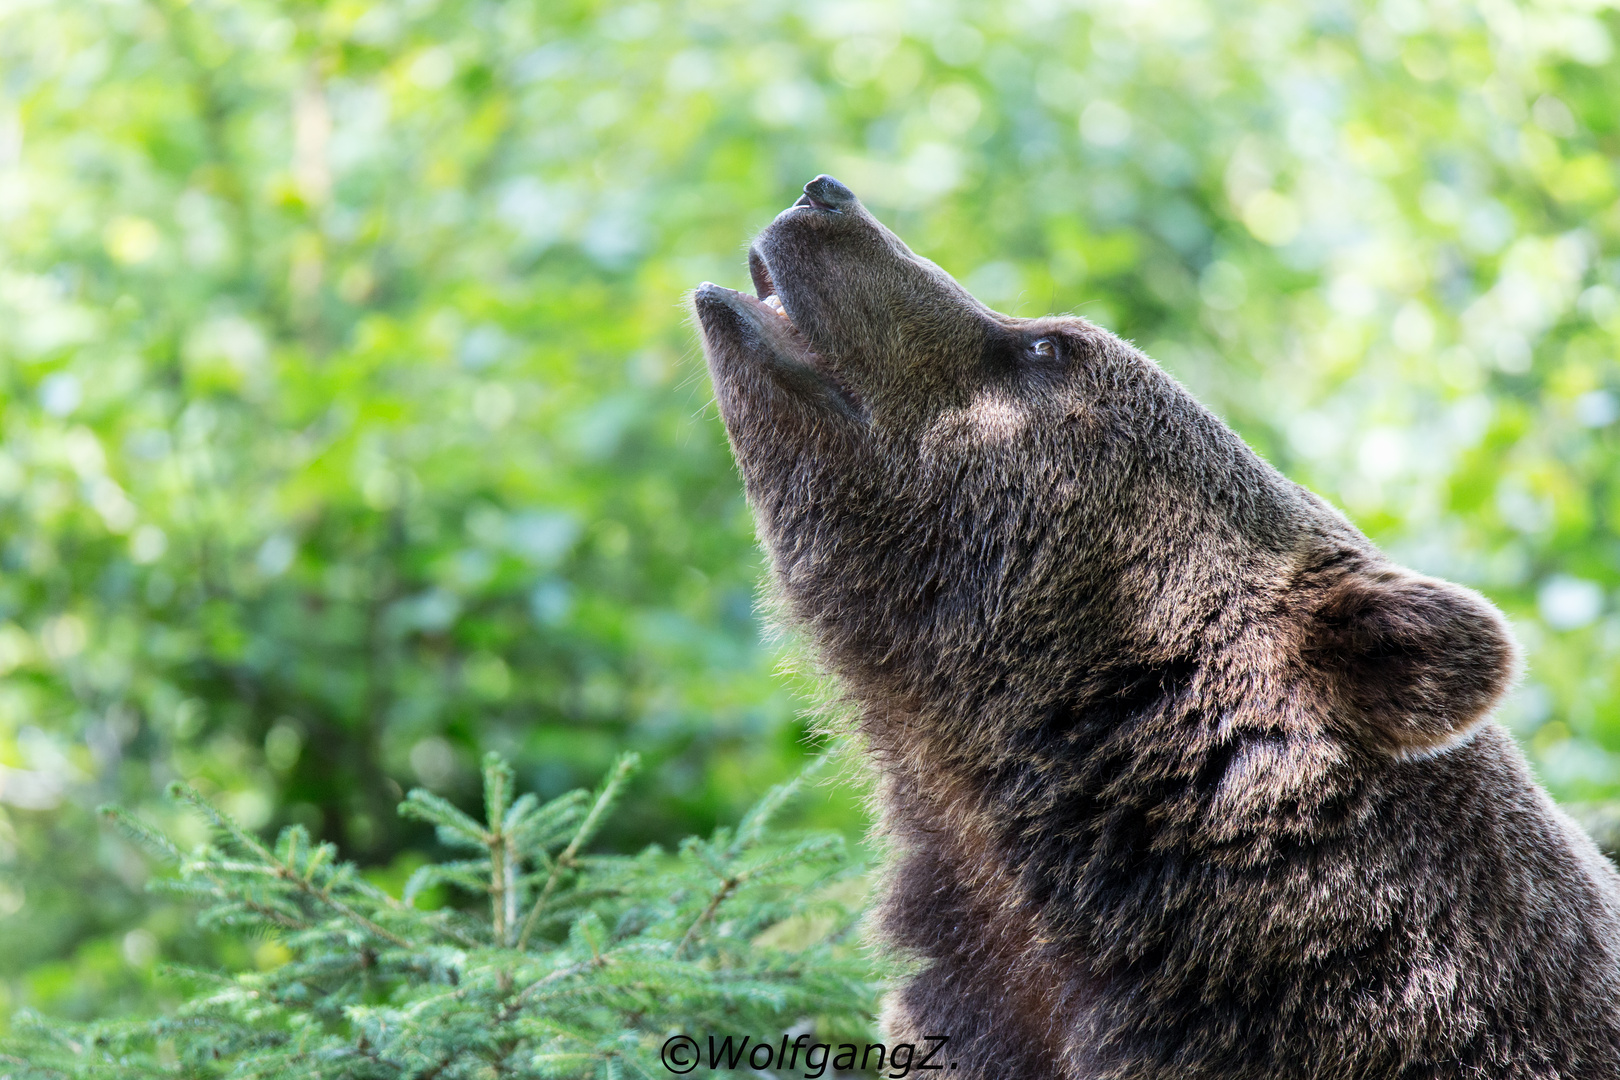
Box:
[693,175,1620,1079]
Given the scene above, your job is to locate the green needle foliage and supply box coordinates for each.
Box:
[0,754,879,1079]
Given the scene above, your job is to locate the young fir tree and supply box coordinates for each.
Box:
[1,754,882,1078]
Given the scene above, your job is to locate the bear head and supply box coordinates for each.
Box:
[693,175,1518,763]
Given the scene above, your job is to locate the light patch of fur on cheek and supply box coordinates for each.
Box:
[965,392,1029,441]
[920,391,1030,460]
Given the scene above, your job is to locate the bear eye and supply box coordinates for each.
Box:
[1029,338,1056,359]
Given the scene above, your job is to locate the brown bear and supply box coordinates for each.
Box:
[692,175,1620,1079]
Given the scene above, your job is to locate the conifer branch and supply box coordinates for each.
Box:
[1,753,878,1077]
[675,872,745,959]
[516,753,638,950]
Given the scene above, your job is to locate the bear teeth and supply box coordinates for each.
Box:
[763,294,789,319]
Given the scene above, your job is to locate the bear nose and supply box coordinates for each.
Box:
[797,174,855,212]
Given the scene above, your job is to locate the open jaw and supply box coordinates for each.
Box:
[694,248,863,418]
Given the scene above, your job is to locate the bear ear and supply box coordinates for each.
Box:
[1303,569,1520,756]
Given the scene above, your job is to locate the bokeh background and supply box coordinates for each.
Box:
[2,0,1618,1027]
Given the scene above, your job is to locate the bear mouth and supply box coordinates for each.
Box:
[694,248,862,417]
[747,250,793,330]
[693,278,812,359]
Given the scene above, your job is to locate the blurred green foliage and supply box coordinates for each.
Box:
[0,0,1617,1029]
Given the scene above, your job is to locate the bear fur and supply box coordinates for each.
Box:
[692,175,1620,1079]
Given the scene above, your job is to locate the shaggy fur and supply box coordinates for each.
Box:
[692,175,1620,1079]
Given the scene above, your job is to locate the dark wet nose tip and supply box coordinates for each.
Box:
[802,174,855,210]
